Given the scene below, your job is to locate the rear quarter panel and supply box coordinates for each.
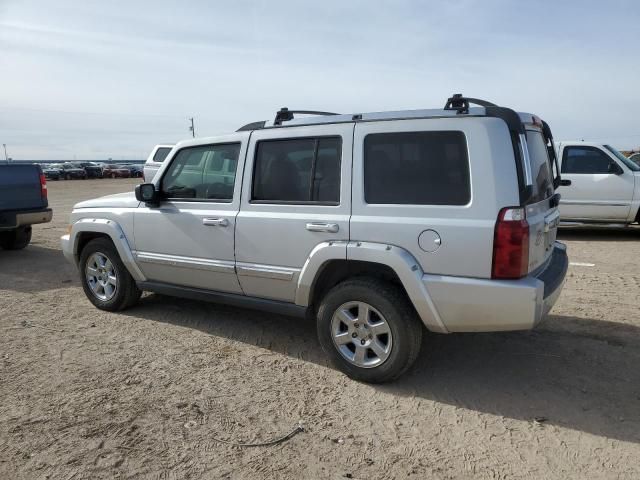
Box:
[351,117,519,278]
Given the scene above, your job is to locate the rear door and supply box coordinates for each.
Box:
[235,123,353,302]
[558,145,634,221]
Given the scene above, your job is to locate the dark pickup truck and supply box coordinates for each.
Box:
[0,164,52,250]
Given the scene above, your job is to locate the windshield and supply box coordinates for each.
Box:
[604,145,640,171]
[525,130,555,203]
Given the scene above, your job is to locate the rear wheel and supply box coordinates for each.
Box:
[79,238,141,311]
[316,278,423,383]
[0,226,32,250]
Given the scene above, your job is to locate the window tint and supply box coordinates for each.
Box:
[525,130,554,202]
[153,147,172,163]
[364,131,470,205]
[161,143,240,201]
[252,137,341,203]
[561,146,614,174]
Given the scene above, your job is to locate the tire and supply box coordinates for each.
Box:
[316,277,423,383]
[79,237,141,311]
[0,226,32,250]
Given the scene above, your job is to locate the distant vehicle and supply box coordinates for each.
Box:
[557,141,640,225]
[102,164,131,178]
[121,164,143,178]
[62,95,568,383]
[58,163,88,180]
[143,144,173,181]
[628,153,640,167]
[42,165,62,181]
[73,162,103,179]
[0,164,52,249]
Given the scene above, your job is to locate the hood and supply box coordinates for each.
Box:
[74,191,140,209]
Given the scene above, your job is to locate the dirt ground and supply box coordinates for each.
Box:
[1,178,639,479]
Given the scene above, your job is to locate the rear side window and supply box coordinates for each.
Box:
[252,137,341,203]
[525,130,554,202]
[161,143,240,201]
[364,131,469,205]
[153,147,172,163]
[562,146,613,174]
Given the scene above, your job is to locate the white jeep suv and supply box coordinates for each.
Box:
[61,95,569,382]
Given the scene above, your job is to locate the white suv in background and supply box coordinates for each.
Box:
[62,95,569,383]
[142,144,174,181]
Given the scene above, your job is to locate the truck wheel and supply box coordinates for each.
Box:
[316,278,423,383]
[0,226,32,250]
[79,238,141,311]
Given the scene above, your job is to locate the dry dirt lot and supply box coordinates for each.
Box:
[1,179,640,479]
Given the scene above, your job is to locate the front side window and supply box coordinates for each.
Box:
[364,131,470,205]
[252,137,341,203]
[604,145,640,172]
[161,143,240,201]
[562,146,615,174]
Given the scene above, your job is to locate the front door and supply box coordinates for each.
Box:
[235,123,353,302]
[133,137,248,293]
[559,145,634,221]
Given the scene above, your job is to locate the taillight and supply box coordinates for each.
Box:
[492,207,529,279]
[39,173,48,199]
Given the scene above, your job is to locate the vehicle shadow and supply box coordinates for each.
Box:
[558,225,640,242]
[124,294,640,444]
[0,245,78,293]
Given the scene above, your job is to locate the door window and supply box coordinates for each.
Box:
[561,146,615,174]
[252,137,341,204]
[161,143,240,201]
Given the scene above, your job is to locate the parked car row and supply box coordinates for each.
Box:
[38,162,143,180]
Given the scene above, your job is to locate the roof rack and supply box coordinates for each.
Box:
[273,107,339,126]
[444,94,497,114]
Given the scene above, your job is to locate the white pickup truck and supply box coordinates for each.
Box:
[557,141,640,224]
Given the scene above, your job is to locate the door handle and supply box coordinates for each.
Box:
[305,222,339,233]
[202,217,229,227]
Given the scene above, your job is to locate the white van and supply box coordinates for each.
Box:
[142,144,173,182]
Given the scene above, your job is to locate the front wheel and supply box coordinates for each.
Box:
[316,278,423,383]
[79,238,141,311]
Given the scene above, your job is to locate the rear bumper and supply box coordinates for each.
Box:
[425,242,568,332]
[0,208,53,231]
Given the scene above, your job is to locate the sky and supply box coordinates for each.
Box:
[1,0,639,160]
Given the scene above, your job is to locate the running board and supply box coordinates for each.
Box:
[137,281,307,318]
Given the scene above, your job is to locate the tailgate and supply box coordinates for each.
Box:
[0,165,46,211]
[527,199,559,272]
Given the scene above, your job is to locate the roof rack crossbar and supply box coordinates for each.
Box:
[444,94,497,114]
[274,107,339,126]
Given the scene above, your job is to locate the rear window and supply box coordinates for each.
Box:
[525,130,554,203]
[364,131,470,205]
[153,147,172,163]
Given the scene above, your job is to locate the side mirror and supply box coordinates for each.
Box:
[135,183,160,206]
[559,178,572,186]
[609,162,624,175]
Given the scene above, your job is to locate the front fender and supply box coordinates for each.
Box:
[61,217,146,282]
